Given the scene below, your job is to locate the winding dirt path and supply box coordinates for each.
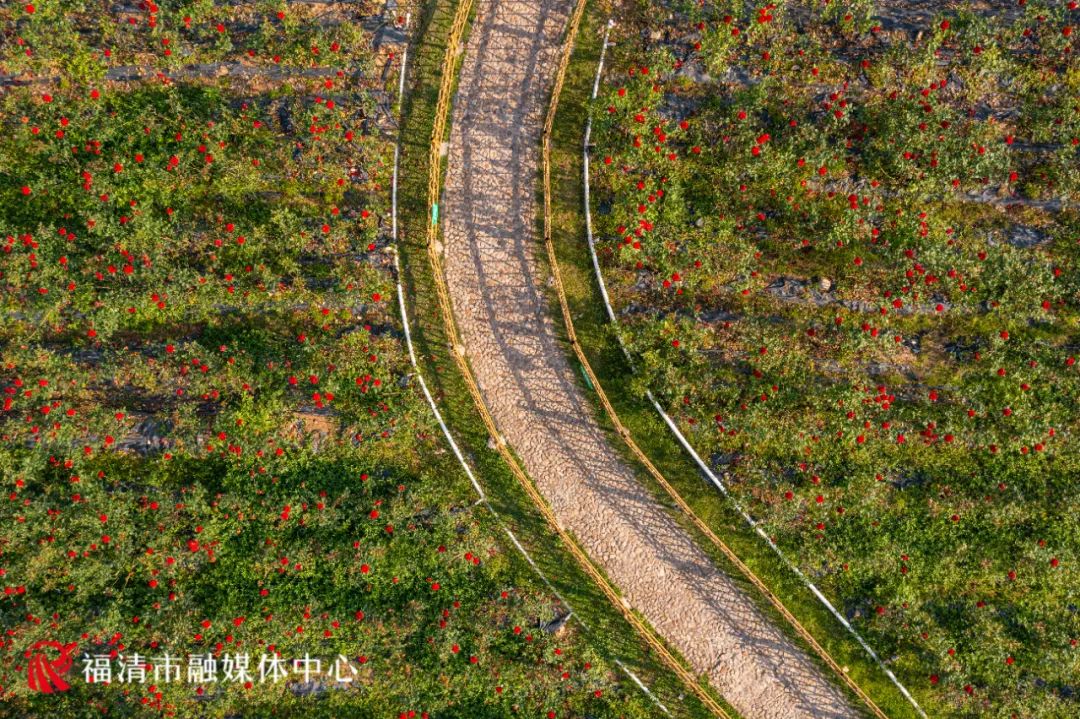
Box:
[439,2,861,717]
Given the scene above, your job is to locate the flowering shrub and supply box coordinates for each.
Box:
[592,1,1079,716]
[0,3,652,716]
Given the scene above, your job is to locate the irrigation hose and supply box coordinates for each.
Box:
[539,11,895,719]
[420,0,732,716]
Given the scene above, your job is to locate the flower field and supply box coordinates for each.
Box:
[589,1,1079,716]
[0,2,657,717]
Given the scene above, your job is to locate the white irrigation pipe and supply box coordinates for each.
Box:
[397,34,408,102]
[583,21,619,329]
[616,660,670,715]
[386,16,667,713]
[501,527,578,626]
[580,21,927,719]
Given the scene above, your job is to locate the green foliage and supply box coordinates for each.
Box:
[590,2,1080,716]
[0,2,656,717]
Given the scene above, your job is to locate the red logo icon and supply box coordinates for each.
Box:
[26,640,77,694]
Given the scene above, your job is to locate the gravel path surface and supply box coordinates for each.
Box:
[440,2,862,717]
